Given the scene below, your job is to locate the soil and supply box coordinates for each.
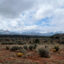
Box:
[0,45,64,64]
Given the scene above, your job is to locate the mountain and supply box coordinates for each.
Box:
[0,30,63,36]
[0,30,18,35]
[21,31,54,36]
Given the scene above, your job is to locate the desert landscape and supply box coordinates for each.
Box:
[0,0,64,64]
[0,34,64,64]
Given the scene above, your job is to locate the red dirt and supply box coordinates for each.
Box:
[0,46,64,64]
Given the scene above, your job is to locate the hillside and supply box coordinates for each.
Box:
[0,33,64,44]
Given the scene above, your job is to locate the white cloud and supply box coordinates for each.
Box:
[0,0,64,33]
[34,5,54,20]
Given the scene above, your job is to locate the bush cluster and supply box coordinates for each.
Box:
[10,46,21,51]
[54,46,59,52]
[6,46,10,50]
[29,44,37,51]
[23,45,28,50]
[38,48,50,58]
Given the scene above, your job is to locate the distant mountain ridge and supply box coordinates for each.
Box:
[0,30,64,36]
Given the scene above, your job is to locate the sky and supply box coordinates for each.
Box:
[0,0,64,33]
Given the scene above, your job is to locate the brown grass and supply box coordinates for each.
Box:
[0,44,64,64]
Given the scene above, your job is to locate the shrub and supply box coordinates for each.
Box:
[33,44,37,49]
[6,46,9,50]
[29,45,34,51]
[23,45,28,50]
[29,44,37,51]
[19,48,27,54]
[10,46,21,51]
[34,39,40,44]
[38,48,50,58]
[54,46,59,52]
[17,42,25,45]
[45,45,48,48]
[29,41,32,44]
[19,46,27,54]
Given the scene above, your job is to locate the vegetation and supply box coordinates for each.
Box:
[23,45,28,50]
[33,44,37,49]
[10,46,21,51]
[6,46,10,50]
[29,45,34,51]
[29,44,37,51]
[54,46,59,52]
[0,34,64,64]
[38,48,50,58]
[19,48,27,54]
[34,39,40,44]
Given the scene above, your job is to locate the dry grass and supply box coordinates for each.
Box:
[0,43,64,64]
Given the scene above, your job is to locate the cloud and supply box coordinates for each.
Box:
[0,0,35,18]
[0,0,64,33]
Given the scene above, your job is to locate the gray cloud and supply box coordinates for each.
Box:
[0,0,64,33]
[0,0,35,18]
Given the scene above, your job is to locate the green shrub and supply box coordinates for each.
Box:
[33,44,37,49]
[29,45,34,51]
[29,44,37,51]
[54,46,59,52]
[10,46,21,51]
[6,46,9,50]
[20,49,26,54]
[34,39,40,44]
[29,41,32,44]
[45,45,48,48]
[23,45,28,50]
[38,48,50,58]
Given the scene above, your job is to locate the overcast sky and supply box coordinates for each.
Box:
[0,0,64,33]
